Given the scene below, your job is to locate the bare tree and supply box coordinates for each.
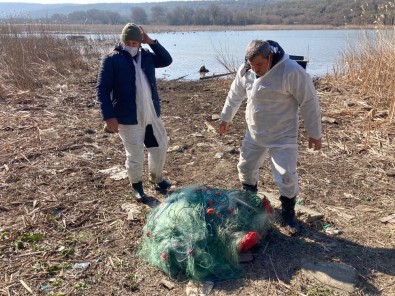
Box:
[150,5,167,25]
[167,6,195,25]
[131,7,148,24]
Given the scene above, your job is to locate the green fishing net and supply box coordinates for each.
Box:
[138,185,273,282]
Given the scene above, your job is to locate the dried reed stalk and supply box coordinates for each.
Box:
[333,26,395,148]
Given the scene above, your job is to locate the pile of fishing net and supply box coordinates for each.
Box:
[138,185,273,281]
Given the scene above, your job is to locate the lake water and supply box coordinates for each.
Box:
[139,29,364,80]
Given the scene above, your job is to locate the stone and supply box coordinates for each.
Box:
[322,116,338,124]
[159,279,175,290]
[167,145,183,153]
[301,260,359,293]
[211,114,220,121]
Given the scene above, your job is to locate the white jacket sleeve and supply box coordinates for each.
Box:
[287,68,322,140]
[220,65,247,122]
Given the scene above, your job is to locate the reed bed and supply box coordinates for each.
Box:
[0,23,102,94]
[325,27,395,148]
[335,29,394,114]
[0,23,369,34]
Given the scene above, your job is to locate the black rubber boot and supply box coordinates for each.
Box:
[279,196,300,235]
[132,181,147,203]
[156,179,172,191]
[242,183,258,193]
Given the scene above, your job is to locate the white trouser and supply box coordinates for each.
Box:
[237,131,299,198]
[118,122,168,184]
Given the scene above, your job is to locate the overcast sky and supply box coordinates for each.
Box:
[0,0,179,3]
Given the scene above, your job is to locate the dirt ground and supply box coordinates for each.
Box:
[0,67,394,296]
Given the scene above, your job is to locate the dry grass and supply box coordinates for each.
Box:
[0,22,101,92]
[334,30,394,113]
[328,8,395,148]
[334,30,394,146]
[0,23,382,35]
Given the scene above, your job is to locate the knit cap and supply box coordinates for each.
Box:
[121,23,142,42]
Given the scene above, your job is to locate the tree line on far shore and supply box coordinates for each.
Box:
[7,0,395,27]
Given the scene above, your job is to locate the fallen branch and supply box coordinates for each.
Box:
[76,218,118,230]
[171,74,189,81]
[19,279,33,294]
[199,72,236,80]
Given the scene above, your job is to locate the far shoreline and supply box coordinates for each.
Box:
[6,23,382,34]
[144,24,378,33]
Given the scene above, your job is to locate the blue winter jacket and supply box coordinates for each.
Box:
[96,41,172,125]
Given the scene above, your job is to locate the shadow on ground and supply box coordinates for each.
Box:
[214,213,394,295]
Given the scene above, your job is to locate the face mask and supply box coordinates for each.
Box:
[124,45,139,57]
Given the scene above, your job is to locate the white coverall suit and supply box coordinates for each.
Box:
[118,51,168,184]
[221,54,322,198]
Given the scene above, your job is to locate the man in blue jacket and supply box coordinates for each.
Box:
[97,23,173,203]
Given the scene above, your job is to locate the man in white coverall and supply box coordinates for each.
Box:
[219,40,322,234]
[97,23,173,203]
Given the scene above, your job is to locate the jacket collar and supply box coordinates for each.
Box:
[114,43,130,57]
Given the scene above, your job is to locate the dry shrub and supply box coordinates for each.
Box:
[0,22,91,91]
[214,42,241,75]
[334,29,395,113]
[329,3,395,147]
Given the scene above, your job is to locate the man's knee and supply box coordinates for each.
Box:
[276,171,298,197]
